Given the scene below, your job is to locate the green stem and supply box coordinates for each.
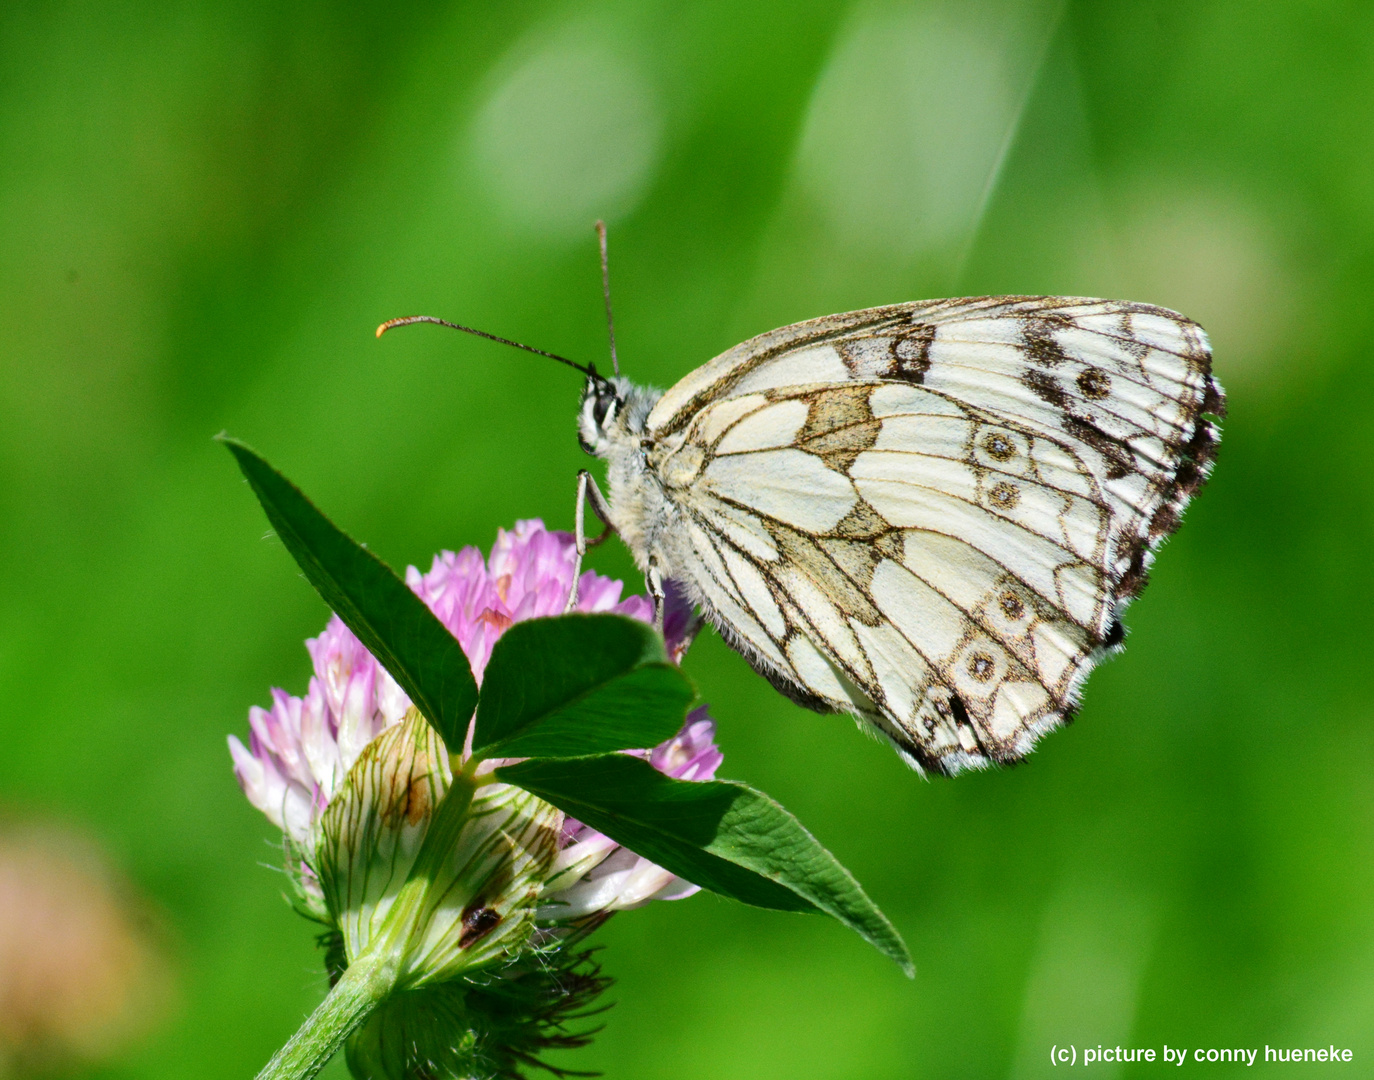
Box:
[254,952,391,1080]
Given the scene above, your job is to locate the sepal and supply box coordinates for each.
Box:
[317,708,562,988]
[344,928,610,1080]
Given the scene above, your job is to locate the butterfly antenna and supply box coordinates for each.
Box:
[375,315,596,378]
[595,220,620,376]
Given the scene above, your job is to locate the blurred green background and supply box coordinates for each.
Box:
[1,0,1371,1076]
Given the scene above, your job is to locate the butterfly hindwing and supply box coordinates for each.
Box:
[645,297,1223,775]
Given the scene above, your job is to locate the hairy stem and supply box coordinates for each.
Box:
[254,953,391,1080]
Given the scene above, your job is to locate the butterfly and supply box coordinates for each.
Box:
[382,248,1224,777]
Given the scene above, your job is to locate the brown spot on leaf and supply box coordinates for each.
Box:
[459,905,501,948]
[403,779,431,826]
[381,772,433,829]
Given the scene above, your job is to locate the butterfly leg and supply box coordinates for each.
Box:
[647,562,666,634]
[564,470,616,613]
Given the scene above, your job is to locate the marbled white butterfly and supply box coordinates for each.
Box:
[382,239,1224,777]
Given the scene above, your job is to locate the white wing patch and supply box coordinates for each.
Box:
[702,449,856,534]
[728,344,850,396]
[642,297,1224,775]
[714,399,809,454]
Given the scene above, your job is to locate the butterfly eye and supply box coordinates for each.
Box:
[592,394,617,427]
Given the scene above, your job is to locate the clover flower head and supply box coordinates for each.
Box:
[228,519,716,937]
[229,520,687,834]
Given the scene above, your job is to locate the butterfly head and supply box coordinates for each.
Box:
[577,368,658,457]
[577,367,625,455]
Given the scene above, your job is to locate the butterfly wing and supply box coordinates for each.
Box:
[645,297,1223,775]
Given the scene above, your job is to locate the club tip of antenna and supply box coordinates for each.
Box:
[376,315,431,338]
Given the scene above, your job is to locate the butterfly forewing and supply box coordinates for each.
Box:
[645,297,1223,775]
